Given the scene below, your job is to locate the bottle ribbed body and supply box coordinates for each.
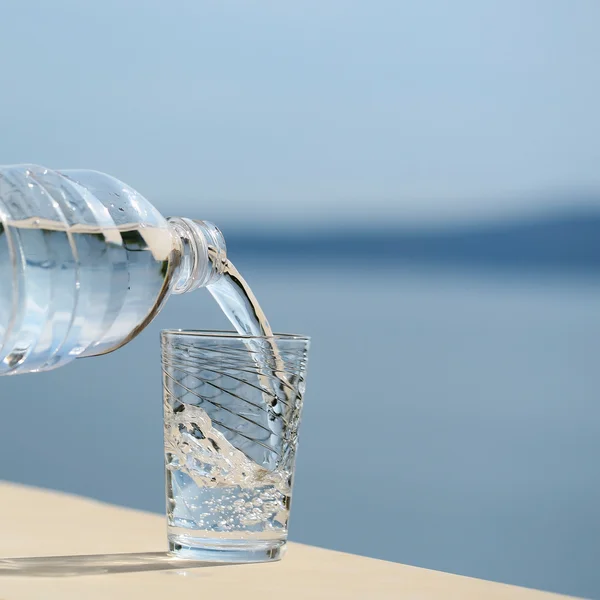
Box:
[0,164,178,374]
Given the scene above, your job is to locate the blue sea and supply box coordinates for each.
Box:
[0,259,598,598]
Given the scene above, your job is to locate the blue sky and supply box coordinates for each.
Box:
[0,1,599,226]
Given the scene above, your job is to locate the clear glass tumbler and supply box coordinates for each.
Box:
[161,330,310,562]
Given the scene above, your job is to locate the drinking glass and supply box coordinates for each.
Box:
[161,330,310,562]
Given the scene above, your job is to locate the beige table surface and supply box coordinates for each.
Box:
[0,482,578,600]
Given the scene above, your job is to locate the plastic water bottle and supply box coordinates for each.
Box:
[0,164,226,375]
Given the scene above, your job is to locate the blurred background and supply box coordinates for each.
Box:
[0,1,599,597]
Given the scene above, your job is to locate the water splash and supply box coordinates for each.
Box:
[164,401,290,494]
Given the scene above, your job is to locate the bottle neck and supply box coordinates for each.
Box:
[167,217,227,294]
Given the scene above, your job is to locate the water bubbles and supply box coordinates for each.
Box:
[240,514,261,526]
[261,502,279,514]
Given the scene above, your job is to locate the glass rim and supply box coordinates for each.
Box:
[161,329,310,342]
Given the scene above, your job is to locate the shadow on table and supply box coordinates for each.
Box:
[0,552,232,577]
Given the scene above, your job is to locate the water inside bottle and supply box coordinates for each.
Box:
[0,217,173,372]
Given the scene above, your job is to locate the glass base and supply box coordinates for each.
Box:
[168,534,286,563]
